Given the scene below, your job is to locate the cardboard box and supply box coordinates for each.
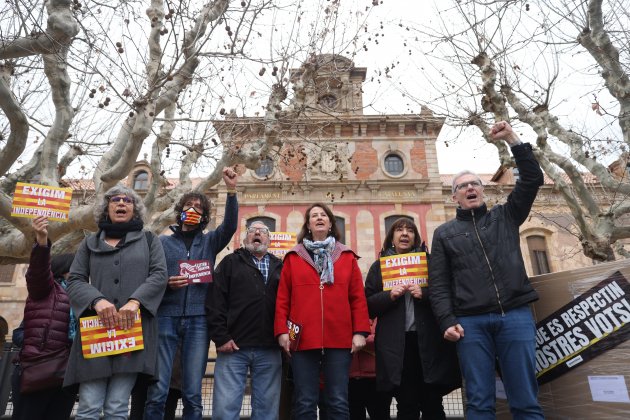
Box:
[496,259,630,419]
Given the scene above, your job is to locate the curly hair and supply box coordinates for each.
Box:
[94,185,146,224]
[174,191,211,230]
[296,202,341,243]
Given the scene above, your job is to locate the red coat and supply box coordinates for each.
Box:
[274,242,370,351]
[349,319,377,378]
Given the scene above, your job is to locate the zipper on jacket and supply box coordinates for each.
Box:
[320,283,325,355]
[40,324,50,350]
[471,209,505,315]
[181,248,191,316]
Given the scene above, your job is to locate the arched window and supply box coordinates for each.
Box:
[133,171,149,190]
[335,216,346,244]
[247,216,276,232]
[254,158,274,178]
[384,215,414,234]
[384,153,404,176]
[527,235,551,275]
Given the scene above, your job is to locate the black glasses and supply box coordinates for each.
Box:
[247,226,269,235]
[109,196,133,204]
[454,180,482,192]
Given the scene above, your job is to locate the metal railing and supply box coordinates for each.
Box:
[1,344,464,418]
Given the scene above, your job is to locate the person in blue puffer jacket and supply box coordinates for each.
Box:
[144,166,238,420]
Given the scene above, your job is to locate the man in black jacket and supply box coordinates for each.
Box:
[207,221,283,420]
[429,121,545,419]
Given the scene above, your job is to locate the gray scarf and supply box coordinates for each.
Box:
[303,236,336,285]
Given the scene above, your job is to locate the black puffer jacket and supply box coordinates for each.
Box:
[207,248,282,348]
[365,246,461,394]
[429,143,544,334]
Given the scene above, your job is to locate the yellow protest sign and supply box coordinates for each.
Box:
[268,232,297,258]
[380,252,428,291]
[79,311,144,359]
[11,182,72,222]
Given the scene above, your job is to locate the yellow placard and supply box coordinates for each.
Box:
[268,232,297,258]
[379,252,428,291]
[79,311,144,359]
[11,182,72,222]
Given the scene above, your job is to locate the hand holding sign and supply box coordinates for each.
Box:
[390,284,407,301]
[94,299,118,330]
[409,284,423,299]
[168,275,189,290]
[32,216,49,246]
[118,299,140,330]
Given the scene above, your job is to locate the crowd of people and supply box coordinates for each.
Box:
[10,121,545,420]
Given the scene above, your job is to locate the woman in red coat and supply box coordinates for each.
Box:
[275,202,370,420]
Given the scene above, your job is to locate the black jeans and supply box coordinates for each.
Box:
[12,364,77,420]
[348,377,392,420]
[393,332,446,420]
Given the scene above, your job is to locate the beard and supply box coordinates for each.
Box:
[245,242,268,254]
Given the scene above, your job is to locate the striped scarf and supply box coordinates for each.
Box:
[303,236,336,285]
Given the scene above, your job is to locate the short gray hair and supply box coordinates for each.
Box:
[452,170,482,193]
[94,185,146,223]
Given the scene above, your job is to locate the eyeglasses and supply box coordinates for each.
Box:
[247,226,269,235]
[109,196,133,204]
[454,180,482,192]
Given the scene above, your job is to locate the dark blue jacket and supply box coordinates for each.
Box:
[158,194,238,317]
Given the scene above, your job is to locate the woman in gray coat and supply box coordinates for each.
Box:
[65,185,168,420]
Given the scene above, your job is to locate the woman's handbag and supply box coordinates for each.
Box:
[20,346,70,394]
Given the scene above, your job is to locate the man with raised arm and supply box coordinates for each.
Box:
[429,121,545,419]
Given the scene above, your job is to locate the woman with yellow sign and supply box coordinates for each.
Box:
[64,185,168,419]
[365,218,460,420]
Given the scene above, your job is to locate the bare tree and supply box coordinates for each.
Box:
[395,0,630,261]
[0,0,387,262]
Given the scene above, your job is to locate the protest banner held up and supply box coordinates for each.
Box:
[268,232,296,258]
[379,252,428,291]
[11,182,72,222]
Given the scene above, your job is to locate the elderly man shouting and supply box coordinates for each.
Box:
[206,221,284,420]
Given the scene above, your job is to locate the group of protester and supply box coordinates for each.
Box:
[11,121,546,420]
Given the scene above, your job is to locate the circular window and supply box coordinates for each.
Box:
[254,157,274,178]
[383,153,405,177]
[318,94,338,110]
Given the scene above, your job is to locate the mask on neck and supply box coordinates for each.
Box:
[181,207,202,226]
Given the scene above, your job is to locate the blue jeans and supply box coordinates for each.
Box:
[76,372,137,420]
[291,348,352,420]
[213,347,282,420]
[456,305,544,420]
[144,315,210,420]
